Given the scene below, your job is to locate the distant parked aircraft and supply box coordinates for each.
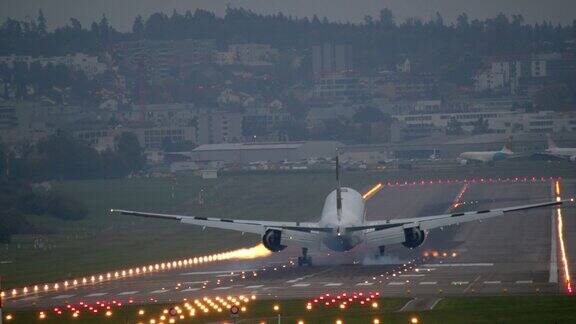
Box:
[542,135,576,162]
[458,138,514,165]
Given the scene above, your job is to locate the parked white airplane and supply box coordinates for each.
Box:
[112,156,567,266]
[544,135,576,162]
[458,142,514,165]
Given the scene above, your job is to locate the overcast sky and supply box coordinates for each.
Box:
[2,0,576,32]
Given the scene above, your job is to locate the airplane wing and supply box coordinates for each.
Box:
[346,199,569,247]
[111,209,330,235]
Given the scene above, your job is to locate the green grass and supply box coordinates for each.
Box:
[0,162,574,288]
[4,296,576,323]
[0,172,383,288]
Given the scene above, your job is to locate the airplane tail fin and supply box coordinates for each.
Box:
[501,136,514,154]
[336,151,342,217]
[547,134,558,149]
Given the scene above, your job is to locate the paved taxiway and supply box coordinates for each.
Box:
[5,179,575,310]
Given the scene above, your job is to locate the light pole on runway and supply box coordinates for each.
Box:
[273,304,281,324]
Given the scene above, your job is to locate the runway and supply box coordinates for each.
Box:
[4,178,575,310]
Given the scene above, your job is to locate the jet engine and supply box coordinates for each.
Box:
[262,229,287,252]
[459,158,469,166]
[402,227,426,249]
[570,155,576,162]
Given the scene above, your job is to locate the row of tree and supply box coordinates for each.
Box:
[4,131,145,181]
[1,8,575,69]
[0,131,148,242]
[0,178,89,243]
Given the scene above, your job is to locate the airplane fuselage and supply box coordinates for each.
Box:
[546,147,576,160]
[459,150,510,163]
[318,187,366,251]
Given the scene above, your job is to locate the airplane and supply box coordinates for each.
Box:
[111,156,568,266]
[542,135,576,162]
[457,141,514,166]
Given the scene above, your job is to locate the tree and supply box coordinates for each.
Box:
[37,9,47,35]
[446,117,464,135]
[132,15,144,37]
[534,84,573,112]
[353,106,385,123]
[69,18,82,32]
[456,13,469,30]
[114,132,145,174]
[472,117,491,134]
[379,8,394,28]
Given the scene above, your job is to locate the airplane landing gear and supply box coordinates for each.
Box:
[297,247,312,266]
[379,245,386,256]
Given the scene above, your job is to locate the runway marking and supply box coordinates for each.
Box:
[424,263,493,267]
[53,294,74,299]
[18,296,39,301]
[291,283,311,287]
[179,270,255,276]
[388,281,406,286]
[451,281,469,286]
[515,280,533,284]
[324,283,343,287]
[398,298,416,311]
[464,276,482,292]
[181,288,200,292]
[216,274,238,278]
[214,286,232,290]
[419,281,437,285]
[429,298,443,310]
[483,281,501,285]
[400,274,425,277]
[287,270,331,284]
[356,282,374,286]
[183,281,209,285]
[245,285,264,289]
[150,289,169,294]
[85,292,108,297]
[118,291,138,296]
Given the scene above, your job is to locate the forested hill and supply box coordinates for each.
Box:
[1,7,575,70]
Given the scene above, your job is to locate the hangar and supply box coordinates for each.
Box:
[190,141,342,164]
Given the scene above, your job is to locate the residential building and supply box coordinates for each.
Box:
[74,124,198,151]
[214,51,236,65]
[197,111,243,145]
[242,104,292,138]
[227,43,278,66]
[473,69,506,92]
[371,73,437,100]
[312,43,353,78]
[0,53,108,77]
[115,39,215,82]
[313,73,368,101]
[394,110,576,140]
